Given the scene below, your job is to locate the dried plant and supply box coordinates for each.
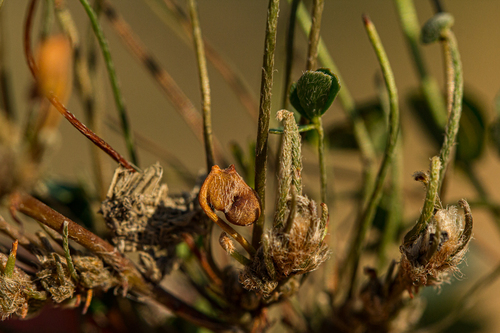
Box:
[2,0,500,332]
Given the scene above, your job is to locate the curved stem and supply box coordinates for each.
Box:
[24,0,135,172]
[344,15,400,298]
[78,0,138,165]
[438,30,463,192]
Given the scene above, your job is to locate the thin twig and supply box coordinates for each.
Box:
[78,0,139,165]
[253,0,280,248]
[144,0,259,121]
[438,30,463,192]
[306,0,324,70]
[282,0,300,110]
[291,0,377,206]
[187,0,214,171]
[99,0,226,165]
[53,0,107,199]
[10,191,148,293]
[393,0,447,128]
[24,0,136,172]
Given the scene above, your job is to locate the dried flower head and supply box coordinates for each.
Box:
[240,195,330,298]
[400,199,473,288]
[101,163,206,277]
[0,253,45,319]
[37,253,76,303]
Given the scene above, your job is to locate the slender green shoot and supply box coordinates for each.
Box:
[437,29,463,191]
[3,240,18,277]
[187,0,214,170]
[403,156,441,245]
[344,15,400,297]
[253,0,280,248]
[290,0,377,205]
[78,0,138,165]
[62,221,79,281]
[393,0,447,128]
[282,0,300,110]
[312,116,327,203]
[306,0,324,71]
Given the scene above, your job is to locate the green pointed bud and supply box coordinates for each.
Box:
[289,68,341,121]
[421,13,454,44]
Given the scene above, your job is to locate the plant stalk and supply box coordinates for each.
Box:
[253,0,280,248]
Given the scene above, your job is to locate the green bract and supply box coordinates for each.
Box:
[289,68,341,121]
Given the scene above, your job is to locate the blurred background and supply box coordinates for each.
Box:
[1,0,500,332]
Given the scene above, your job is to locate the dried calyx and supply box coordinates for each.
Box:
[101,163,206,280]
[400,198,473,288]
[239,110,330,299]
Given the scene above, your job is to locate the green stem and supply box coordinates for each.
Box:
[144,0,259,122]
[313,116,327,204]
[187,0,214,170]
[377,120,403,267]
[253,0,280,248]
[305,0,324,71]
[3,240,18,277]
[62,221,79,281]
[78,0,138,165]
[438,30,463,192]
[393,0,447,128]
[291,0,377,202]
[404,156,441,245]
[344,15,400,297]
[282,0,300,110]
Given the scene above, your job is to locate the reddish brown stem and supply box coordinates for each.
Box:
[10,192,147,293]
[24,0,135,172]
[182,233,223,287]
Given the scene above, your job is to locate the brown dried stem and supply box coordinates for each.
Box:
[23,0,135,172]
[9,191,147,293]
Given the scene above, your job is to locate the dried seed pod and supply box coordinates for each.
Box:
[200,165,261,226]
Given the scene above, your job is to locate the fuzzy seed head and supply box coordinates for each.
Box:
[400,200,473,287]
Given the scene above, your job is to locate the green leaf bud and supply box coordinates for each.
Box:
[289,68,341,121]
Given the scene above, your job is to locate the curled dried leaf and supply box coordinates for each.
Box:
[200,165,261,226]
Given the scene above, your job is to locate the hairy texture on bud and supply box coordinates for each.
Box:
[240,196,329,298]
[400,199,473,288]
[219,232,236,254]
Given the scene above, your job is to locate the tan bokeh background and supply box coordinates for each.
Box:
[2,0,500,331]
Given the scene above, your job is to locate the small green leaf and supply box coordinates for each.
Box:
[289,68,341,120]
